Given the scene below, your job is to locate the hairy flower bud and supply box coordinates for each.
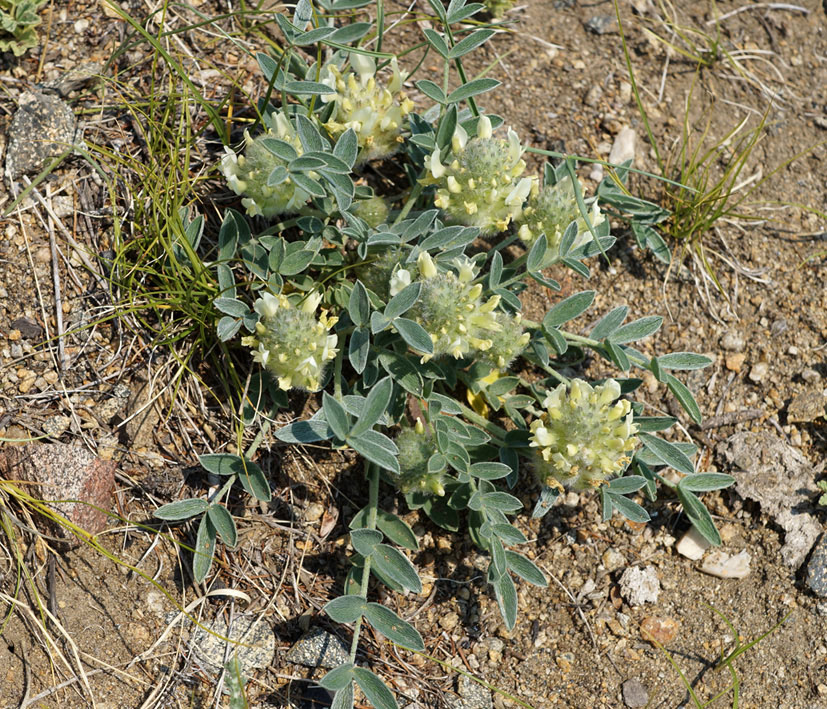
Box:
[530,379,639,491]
[242,292,338,392]
[515,175,605,251]
[352,196,390,227]
[392,424,446,496]
[423,116,535,236]
[220,111,312,218]
[407,257,508,361]
[355,247,407,301]
[476,311,530,371]
[322,56,414,164]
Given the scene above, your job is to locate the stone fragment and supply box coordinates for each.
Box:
[618,565,660,606]
[303,502,325,522]
[6,92,79,180]
[725,353,746,373]
[676,525,711,560]
[622,677,649,707]
[454,674,493,709]
[585,14,616,34]
[0,443,115,546]
[10,317,42,340]
[440,611,460,632]
[801,368,822,384]
[602,547,626,572]
[700,549,751,579]
[720,331,745,352]
[285,627,349,669]
[748,362,769,383]
[787,392,825,423]
[717,431,821,568]
[609,127,636,166]
[807,535,827,597]
[192,614,274,674]
[640,616,679,645]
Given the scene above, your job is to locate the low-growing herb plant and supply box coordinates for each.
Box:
[148,0,735,705]
[0,0,46,56]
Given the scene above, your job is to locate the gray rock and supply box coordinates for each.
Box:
[807,535,827,597]
[285,627,349,669]
[802,368,822,384]
[6,92,80,181]
[585,15,616,34]
[11,316,43,340]
[622,678,649,707]
[720,331,745,352]
[787,392,826,423]
[191,614,275,674]
[717,431,822,568]
[618,565,660,606]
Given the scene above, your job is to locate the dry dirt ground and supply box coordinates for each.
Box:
[1,0,826,707]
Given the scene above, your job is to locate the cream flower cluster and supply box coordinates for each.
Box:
[401,252,528,367]
[220,111,312,218]
[423,115,535,236]
[392,420,446,496]
[242,292,338,392]
[530,379,639,491]
[321,54,414,164]
[515,175,605,250]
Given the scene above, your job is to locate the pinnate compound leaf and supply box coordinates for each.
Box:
[350,508,418,550]
[318,663,356,691]
[492,523,526,545]
[492,572,518,630]
[658,352,713,370]
[154,498,208,521]
[607,493,650,523]
[235,461,271,502]
[348,326,370,374]
[446,78,500,103]
[678,472,735,493]
[394,317,434,355]
[639,433,695,475]
[323,393,350,440]
[606,475,647,495]
[676,487,722,546]
[193,514,216,583]
[274,419,333,443]
[323,595,368,624]
[469,462,511,480]
[590,305,628,341]
[349,376,393,437]
[331,683,355,709]
[609,316,663,344]
[665,373,702,425]
[481,491,523,513]
[505,550,547,587]
[384,281,421,320]
[350,528,383,557]
[348,280,370,326]
[199,453,244,476]
[372,544,422,594]
[543,290,595,328]
[206,505,238,547]
[347,429,399,473]
[352,667,399,709]
[364,603,425,650]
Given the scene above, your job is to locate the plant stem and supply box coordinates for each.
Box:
[393,180,425,225]
[455,401,507,444]
[349,461,380,662]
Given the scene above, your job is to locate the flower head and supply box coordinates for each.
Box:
[515,175,605,251]
[423,116,535,236]
[220,111,312,218]
[242,292,338,392]
[322,55,414,164]
[529,379,638,491]
[406,255,512,361]
[392,421,446,496]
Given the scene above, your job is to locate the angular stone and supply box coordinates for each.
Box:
[807,535,827,597]
[640,616,679,645]
[285,627,349,669]
[618,565,660,606]
[700,549,751,579]
[192,613,274,674]
[0,443,115,547]
[622,677,649,707]
[676,525,711,561]
[787,392,825,423]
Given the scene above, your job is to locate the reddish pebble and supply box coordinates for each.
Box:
[640,615,679,646]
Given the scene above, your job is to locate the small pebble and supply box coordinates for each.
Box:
[285,627,349,669]
[585,14,616,34]
[618,565,660,606]
[700,549,751,579]
[676,526,711,560]
[749,362,769,383]
[622,678,649,707]
[725,353,746,373]
[440,611,459,632]
[303,502,324,522]
[609,127,636,166]
[640,616,679,645]
[802,368,821,384]
[602,548,626,572]
[720,331,745,352]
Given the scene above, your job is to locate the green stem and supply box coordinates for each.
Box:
[559,329,599,347]
[349,461,380,662]
[333,343,345,401]
[455,401,507,444]
[393,180,425,225]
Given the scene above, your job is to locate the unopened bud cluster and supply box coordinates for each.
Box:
[242,292,338,392]
[392,420,446,496]
[220,111,311,218]
[352,196,390,228]
[401,252,528,367]
[530,379,638,491]
[516,175,605,251]
[321,55,414,164]
[424,115,534,236]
